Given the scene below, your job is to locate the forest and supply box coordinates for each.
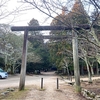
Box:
[0,0,100,85]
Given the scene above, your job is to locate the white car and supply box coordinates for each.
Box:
[0,68,8,79]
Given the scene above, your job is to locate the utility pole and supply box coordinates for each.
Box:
[19,30,28,91]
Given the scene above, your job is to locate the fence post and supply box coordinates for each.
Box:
[41,78,43,89]
[57,78,59,89]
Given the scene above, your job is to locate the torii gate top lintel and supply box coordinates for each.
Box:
[11,25,91,31]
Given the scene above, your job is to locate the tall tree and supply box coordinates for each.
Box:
[0,24,23,73]
[28,18,51,70]
[28,18,40,35]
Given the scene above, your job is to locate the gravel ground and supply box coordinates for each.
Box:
[25,72,86,100]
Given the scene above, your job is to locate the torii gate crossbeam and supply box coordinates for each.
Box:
[11,25,91,31]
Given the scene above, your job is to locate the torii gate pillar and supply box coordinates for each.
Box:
[19,30,28,90]
[72,36,80,92]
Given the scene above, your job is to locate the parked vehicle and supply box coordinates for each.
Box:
[0,68,8,79]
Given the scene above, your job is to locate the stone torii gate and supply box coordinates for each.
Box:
[11,25,91,91]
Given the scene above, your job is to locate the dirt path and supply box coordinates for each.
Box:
[25,72,86,100]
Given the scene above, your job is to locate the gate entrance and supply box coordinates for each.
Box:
[11,25,90,91]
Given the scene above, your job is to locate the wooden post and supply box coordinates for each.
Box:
[72,36,81,92]
[19,30,28,91]
[41,78,43,89]
[57,78,59,89]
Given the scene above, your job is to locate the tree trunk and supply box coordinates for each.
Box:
[66,67,70,79]
[80,65,84,75]
[12,64,15,74]
[5,54,7,71]
[96,62,99,75]
[85,57,92,83]
[63,67,66,74]
[90,66,94,76]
